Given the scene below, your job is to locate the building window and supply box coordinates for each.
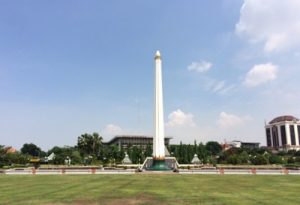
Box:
[266,128,272,146]
[280,125,287,145]
[272,126,279,147]
[290,125,296,145]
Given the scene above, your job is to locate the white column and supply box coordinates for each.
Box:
[294,124,299,146]
[153,50,165,159]
[269,126,273,147]
[285,123,291,145]
[277,125,282,147]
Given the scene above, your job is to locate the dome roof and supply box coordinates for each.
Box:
[269,115,299,124]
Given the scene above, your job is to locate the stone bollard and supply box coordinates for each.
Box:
[91,168,96,174]
[219,168,224,175]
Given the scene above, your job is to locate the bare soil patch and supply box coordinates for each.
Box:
[46,194,163,205]
[103,194,162,205]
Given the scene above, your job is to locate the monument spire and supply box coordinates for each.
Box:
[153,50,165,160]
[142,51,175,171]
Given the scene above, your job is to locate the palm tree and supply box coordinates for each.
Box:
[77,133,103,156]
[92,132,103,156]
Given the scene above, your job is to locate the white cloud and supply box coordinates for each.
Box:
[166,109,196,127]
[217,112,249,129]
[236,0,300,53]
[207,80,235,95]
[218,84,236,95]
[244,63,278,87]
[212,81,226,93]
[102,124,123,137]
[188,60,212,73]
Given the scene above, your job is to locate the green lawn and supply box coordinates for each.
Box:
[0,174,299,205]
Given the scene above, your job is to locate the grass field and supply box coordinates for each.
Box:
[0,174,300,205]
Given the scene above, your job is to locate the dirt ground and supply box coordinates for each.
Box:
[47,194,164,205]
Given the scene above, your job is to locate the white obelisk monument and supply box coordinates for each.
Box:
[153,50,165,160]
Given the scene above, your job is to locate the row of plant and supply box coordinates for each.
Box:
[1,133,300,168]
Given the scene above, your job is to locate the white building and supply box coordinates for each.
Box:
[222,140,259,150]
[265,115,300,151]
[231,141,242,148]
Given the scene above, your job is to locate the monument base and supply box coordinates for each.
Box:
[149,159,170,171]
[141,157,178,171]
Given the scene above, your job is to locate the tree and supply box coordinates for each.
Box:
[187,144,194,163]
[197,143,208,163]
[21,143,42,157]
[175,142,189,164]
[128,146,143,164]
[91,132,102,156]
[3,152,29,166]
[77,133,92,156]
[77,133,103,156]
[194,140,197,154]
[227,155,241,165]
[0,145,5,154]
[70,150,82,164]
[239,151,250,164]
[251,154,268,165]
[287,157,295,164]
[182,144,188,164]
[144,144,152,158]
[269,154,284,164]
[117,146,125,163]
[48,146,69,164]
[178,141,184,163]
[47,146,82,165]
[205,141,222,156]
[294,150,300,157]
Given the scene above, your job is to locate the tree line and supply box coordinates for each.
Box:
[1,133,300,168]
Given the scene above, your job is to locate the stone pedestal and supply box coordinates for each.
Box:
[142,157,178,171]
[149,159,170,171]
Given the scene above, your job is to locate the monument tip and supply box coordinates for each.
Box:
[155,50,161,59]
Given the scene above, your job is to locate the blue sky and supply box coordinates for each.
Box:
[1,0,300,150]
